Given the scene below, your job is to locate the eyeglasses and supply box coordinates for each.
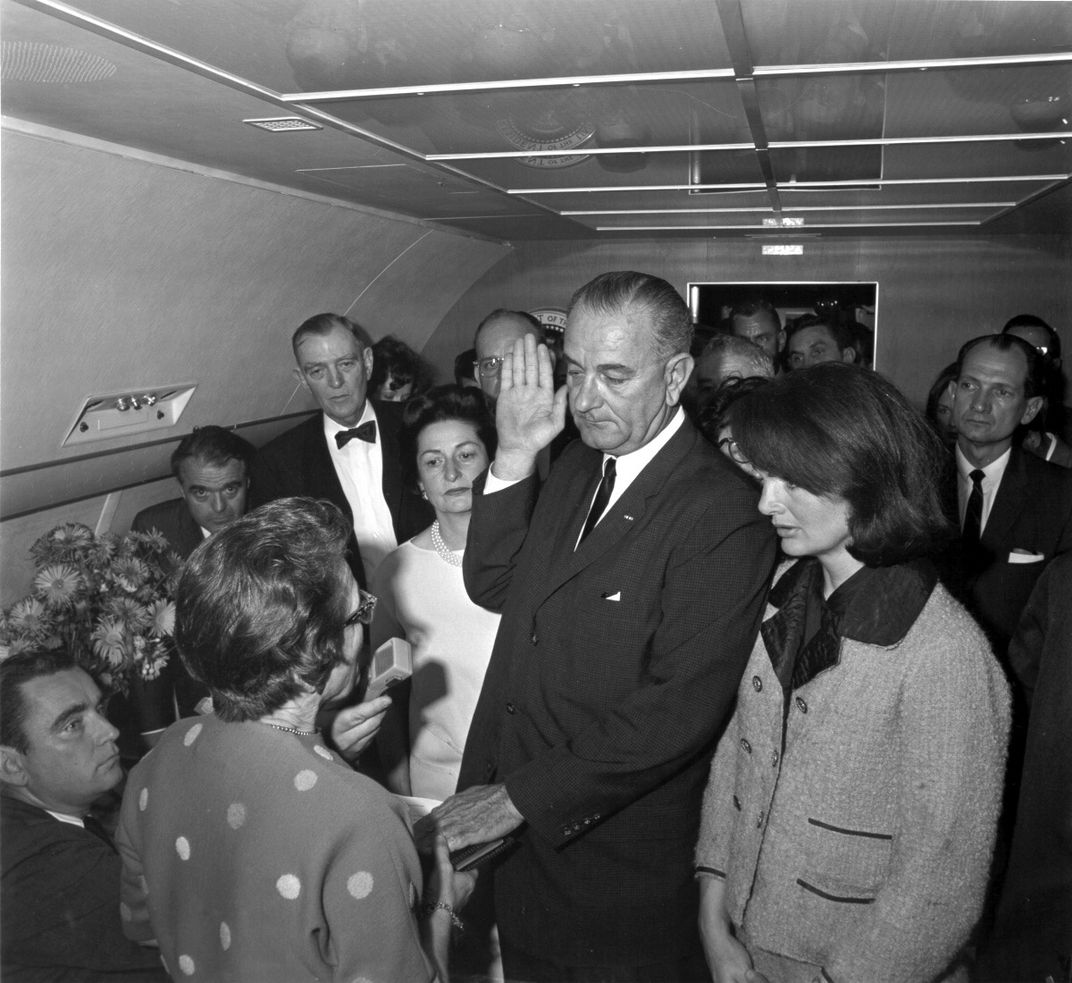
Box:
[473,356,505,378]
[344,590,377,628]
[717,436,751,467]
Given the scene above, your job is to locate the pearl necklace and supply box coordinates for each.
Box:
[430,520,464,568]
[263,721,317,736]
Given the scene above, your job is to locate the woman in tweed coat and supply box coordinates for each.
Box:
[696,363,1010,983]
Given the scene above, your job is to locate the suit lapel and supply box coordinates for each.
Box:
[538,421,698,602]
[982,448,1027,552]
[303,414,352,520]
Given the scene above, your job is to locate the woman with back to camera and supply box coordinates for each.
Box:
[372,384,501,800]
[695,362,1010,983]
[116,498,473,983]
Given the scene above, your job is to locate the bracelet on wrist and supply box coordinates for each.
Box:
[419,901,464,931]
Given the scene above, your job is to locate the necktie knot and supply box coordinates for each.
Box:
[969,468,984,489]
[336,421,377,448]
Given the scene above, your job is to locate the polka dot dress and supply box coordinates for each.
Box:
[115,714,435,982]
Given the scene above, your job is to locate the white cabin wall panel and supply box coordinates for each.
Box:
[0,126,508,523]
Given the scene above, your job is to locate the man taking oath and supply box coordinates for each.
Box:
[425,271,776,982]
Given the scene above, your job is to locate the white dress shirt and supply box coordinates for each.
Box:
[955,444,1011,536]
[323,402,397,578]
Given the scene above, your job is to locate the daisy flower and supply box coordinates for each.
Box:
[91,617,127,667]
[33,564,83,607]
[7,597,53,639]
[148,599,175,637]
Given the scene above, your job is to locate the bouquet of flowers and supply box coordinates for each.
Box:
[0,522,179,693]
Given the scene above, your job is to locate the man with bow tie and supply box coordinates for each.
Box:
[250,313,432,588]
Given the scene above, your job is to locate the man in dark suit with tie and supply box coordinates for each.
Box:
[0,649,168,980]
[249,313,432,587]
[426,272,777,981]
[132,425,255,562]
[945,333,1072,658]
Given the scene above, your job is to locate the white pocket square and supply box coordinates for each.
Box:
[602,591,622,602]
[1008,551,1045,565]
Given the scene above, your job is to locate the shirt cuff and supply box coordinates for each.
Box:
[485,464,526,494]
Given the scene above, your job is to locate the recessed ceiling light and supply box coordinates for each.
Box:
[243,117,321,133]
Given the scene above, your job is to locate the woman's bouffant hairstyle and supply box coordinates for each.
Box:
[369,335,434,400]
[175,498,354,721]
[731,362,953,566]
[399,384,497,492]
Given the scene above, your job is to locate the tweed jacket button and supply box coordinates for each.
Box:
[505,702,516,714]
[739,738,752,753]
[756,811,765,829]
[752,675,762,692]
[795,696,808,713]
[770,750,779,767]
[530,631,538,644]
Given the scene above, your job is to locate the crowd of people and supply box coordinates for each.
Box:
[1,272,1069,983]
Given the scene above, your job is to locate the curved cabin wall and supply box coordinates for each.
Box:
[426,236,1072,410]
[0,122,509,603]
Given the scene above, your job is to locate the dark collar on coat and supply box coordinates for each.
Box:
[761,557,938,689]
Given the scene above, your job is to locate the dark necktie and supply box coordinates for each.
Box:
[335,421,376,448]
[579,458,616,543]
[962,469,985,547]
[82,814,117,853]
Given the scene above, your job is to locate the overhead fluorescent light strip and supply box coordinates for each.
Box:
[281,68,735,103]
[434,132,1067,163]
[564,202,1013,216]
[754,51,1072,78]
[594,221,981,231]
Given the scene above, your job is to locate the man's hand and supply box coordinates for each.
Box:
[415,783,525,852]
[329,695,391,765]
[492,333,568,481]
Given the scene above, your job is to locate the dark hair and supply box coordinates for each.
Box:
[368,335,433,400]
[955,333,1045,399]
[732,362,952,566]
[925,362,959,431]
[568,271,692,360]
[696,376,773,447]
[786,314,856,357]
[454,348,477,386]
[170,426,255,481]
[1002,313,1061,361]
[399,385,497,492]
[175,498,354,722]
[0,649,80,753]
[730,298,782,331]
[291,313,373,360]
[474,309,544,350]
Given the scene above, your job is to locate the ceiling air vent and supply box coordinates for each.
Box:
[1,42,116,83]
[243,117,322,133]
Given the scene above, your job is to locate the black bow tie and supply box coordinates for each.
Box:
[336,421,377,448]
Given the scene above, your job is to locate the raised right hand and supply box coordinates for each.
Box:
[492,333,567,481]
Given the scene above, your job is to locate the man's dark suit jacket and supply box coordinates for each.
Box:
[943,445,1072,655]
[129,499,209,730]
[0,795,167,981]
[248,399,432,586]
[130,498,202,561]
[458,418,777,969]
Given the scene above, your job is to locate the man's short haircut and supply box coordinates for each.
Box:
[730,298,782,330]
[291,313,373,360]
[399,384,497,491]
[175,498,354,722]
[786,313,856,355]
[732,362,951,566]
[956,333,1046,399]
[473,309,544,350]
[699,334,775,378]
[568,271,692,360]
[170,426,255,481]
[1002,313,1062,361]
[0,649,79,753]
